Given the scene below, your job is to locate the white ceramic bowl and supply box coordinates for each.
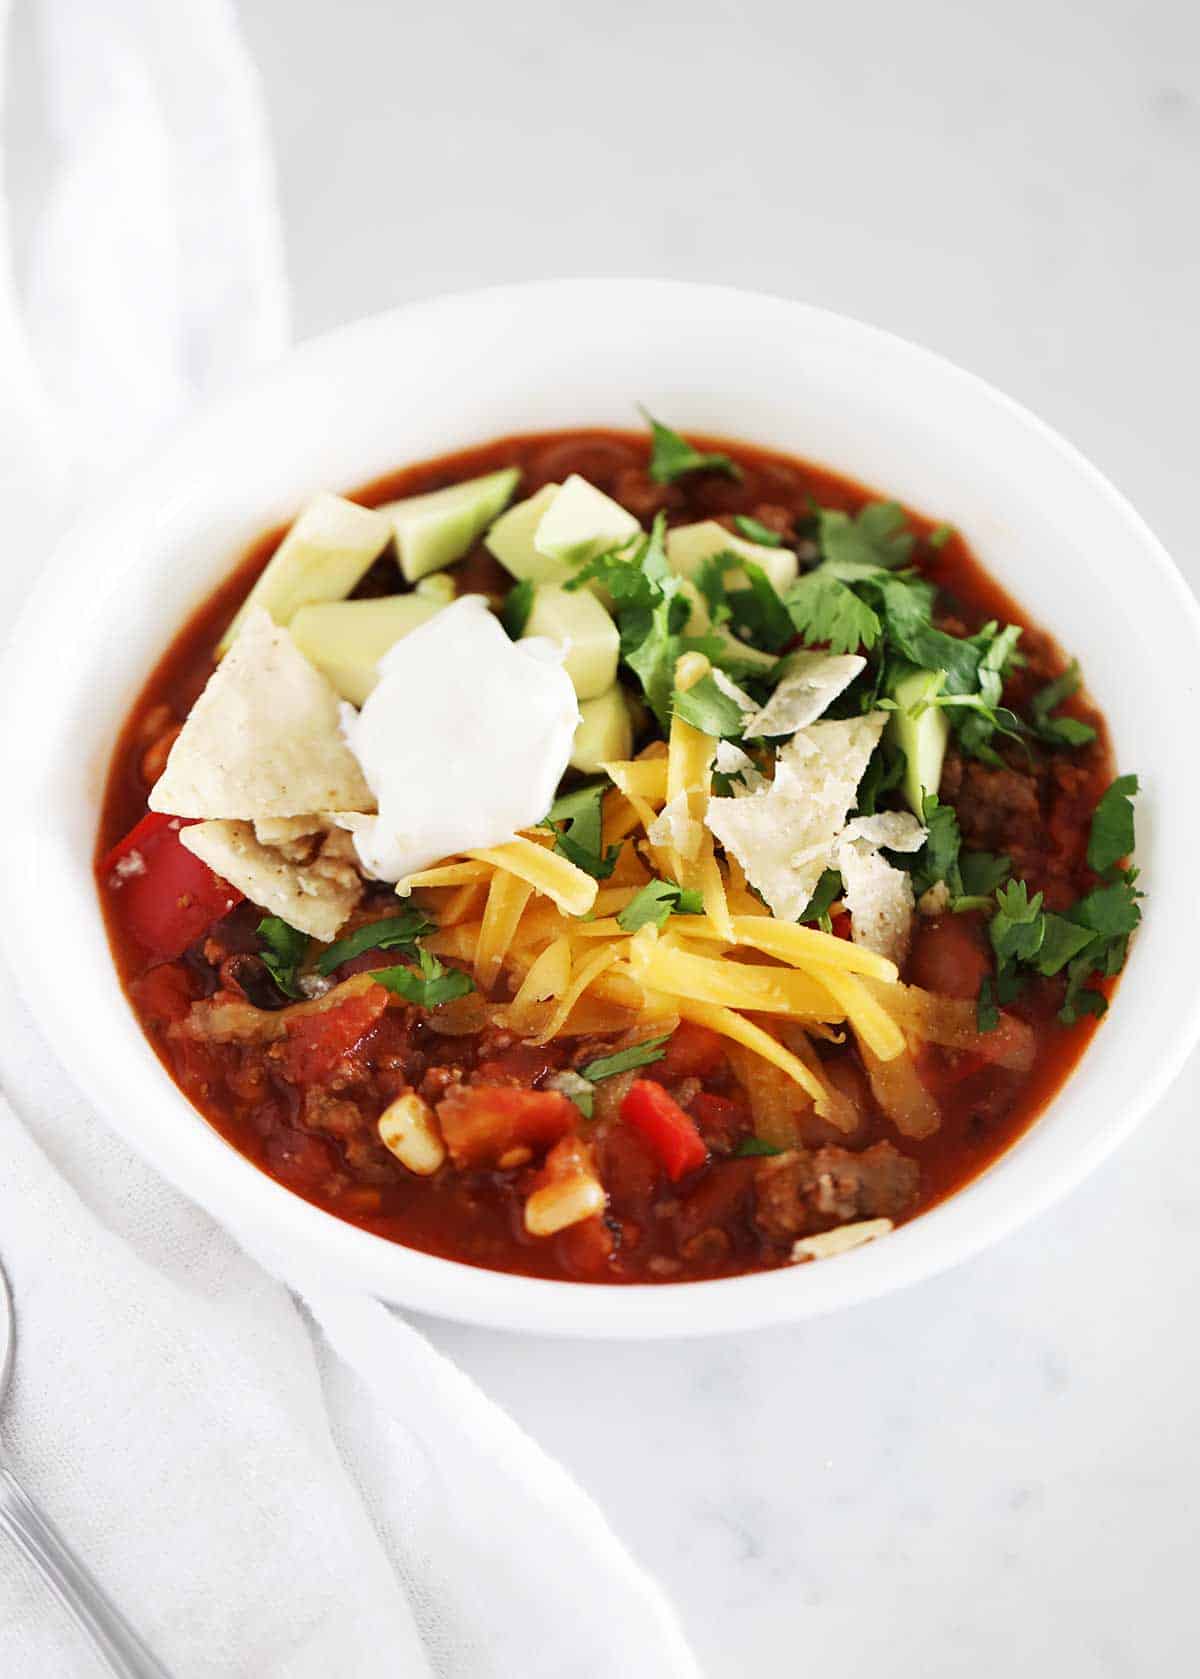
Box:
[3,280,1197,1337]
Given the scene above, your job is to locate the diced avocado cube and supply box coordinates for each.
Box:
[523,583,619,701]
[378,467,520,584]
[484,484,568,581]
[666,520,798,596]
[534,475,642,567]
[217,493,392,656]
[571,684,634,773]
[889,667,950,816]
[290,594,443,707]
[414,572,457,604]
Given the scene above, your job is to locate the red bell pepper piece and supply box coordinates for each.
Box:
[100,811,243,960]
[620,1079,709,1182]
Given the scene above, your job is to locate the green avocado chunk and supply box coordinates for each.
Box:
[217,493,392,656]
[289,594,443,706]
[378,468,520,583]
[889,667,950,816]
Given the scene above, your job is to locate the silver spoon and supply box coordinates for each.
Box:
[0,1261,171,1676]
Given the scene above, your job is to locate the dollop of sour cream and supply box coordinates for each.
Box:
[341,594,580,882]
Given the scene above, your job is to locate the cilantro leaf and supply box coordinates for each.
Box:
[955,849,1011,910]
[784,570,882,655]
[672,672,746,738]
[732,1136,784,1157]
[799,869,842,930]
[1034,913,1098,976]
[733,515,785,548]
[316,909,434,976]
[1029,659,1097,749]
[725,561,795,653]
[257,917,308,998]
[372,946,475,1009]
[911,794,963,898]
[976,975,999,1033]
[855,740,906,816]
[578,1033,672,1083]
[928,523,954,550]
[1087,774,1138,874]
[500,578,533,639]
[545,1070,595,1119]
[595,513,688,730]
[543,781,620,880]
[640,408,740,485]
[990,880,1046,966]
[616,879,704,933]
[694,553,734,625]
[817,502,914,572]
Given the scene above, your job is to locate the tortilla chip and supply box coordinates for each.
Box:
[180,819,363,942]
[150,609,374,820]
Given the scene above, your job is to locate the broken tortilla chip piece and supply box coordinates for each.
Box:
[180,819,364,941]
[149,609,375,820]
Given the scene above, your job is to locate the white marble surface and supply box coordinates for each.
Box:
[11,1,1200,1672]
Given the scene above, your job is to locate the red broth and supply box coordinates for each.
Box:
[97,430,1115,1283]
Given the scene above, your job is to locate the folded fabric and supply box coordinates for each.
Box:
[0,1,699,1673]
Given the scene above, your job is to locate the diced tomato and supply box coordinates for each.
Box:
[831,910,853,942]
[474,1043,561,1086]
[656,1021,727,1081]
[688,1090,746,1151]
[620,1079,709,1182]
[100,812,243,960]
[437,1085,576,1169]
[908,912,991,999]
[130,960,196,1027]
[280,984,390,1083]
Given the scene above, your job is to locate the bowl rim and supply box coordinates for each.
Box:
[3,276,1198,1339]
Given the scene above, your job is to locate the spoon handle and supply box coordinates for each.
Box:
[0,1463,171,1677]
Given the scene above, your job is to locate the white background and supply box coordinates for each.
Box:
[10,1,1200,1673]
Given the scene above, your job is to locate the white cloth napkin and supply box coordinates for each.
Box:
[0,4,700,1675]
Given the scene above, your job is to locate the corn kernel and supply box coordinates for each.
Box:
[378,1092,446,1176]
[524,1174,607,1237]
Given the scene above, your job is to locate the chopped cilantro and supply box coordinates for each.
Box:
[798,869,842,931]
[724,561,795,653]
[732,1136,784,1157]
[372,946,475,1009]
[545,1069,596,1119]
[975,774,1141,1025]
[953,848,1012,910]
[784,570,882,655]
[975,975,999,1033]
[733,515,786,548]
[671,672,746,738]
[989,880,1046,966]
[817,502,914,573]
[578,1033,672,1083]
[616,879,705,933]
[694,552,734,625]
[257,917,308,998]
[854,741,906,817]
[928,523,955,550]
[543,781,620,880]
[911,794,963,899]
[1087,774,1138,874]
[316,909,434,976]
[1029,659,1097,750]
[640,408,740,485]
[500,578,534,639]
